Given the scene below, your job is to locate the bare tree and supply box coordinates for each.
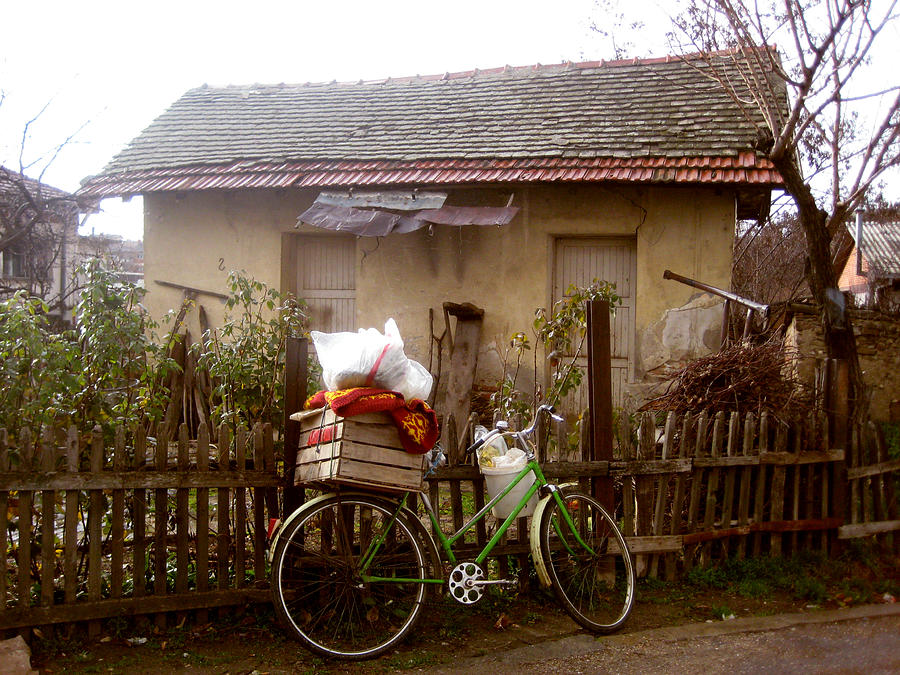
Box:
[0,165,82,313]
[1,97,89,316]
[671,0,900,416]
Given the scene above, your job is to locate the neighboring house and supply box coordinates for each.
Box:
[0,166,80,323]
[838,215,900,310]
[79,51,784,410]
[75,233,144,286]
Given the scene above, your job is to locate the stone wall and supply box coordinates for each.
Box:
[785,309,900,422]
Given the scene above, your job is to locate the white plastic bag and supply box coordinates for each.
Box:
[310,318,433,401]
[475,425,510,468]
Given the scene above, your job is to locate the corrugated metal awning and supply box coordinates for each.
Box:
[297,196,520,236]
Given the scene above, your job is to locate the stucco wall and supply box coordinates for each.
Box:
[143,182,735,396]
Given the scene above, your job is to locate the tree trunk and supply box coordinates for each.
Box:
[771,154,865,419]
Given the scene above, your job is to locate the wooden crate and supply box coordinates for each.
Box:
[293,408,425,492]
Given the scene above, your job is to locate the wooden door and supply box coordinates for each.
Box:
[295,235,356,333]
[553,237,636,410]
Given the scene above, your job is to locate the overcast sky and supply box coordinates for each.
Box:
[1,1,895,240]
[1,0,684,239]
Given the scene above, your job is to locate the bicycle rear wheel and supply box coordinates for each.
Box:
[271,494,428,659]
[539,491,635,633]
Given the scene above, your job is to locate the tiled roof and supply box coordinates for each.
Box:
[1,166,84,218]
[854,221,900,278]
[80,53,784,197]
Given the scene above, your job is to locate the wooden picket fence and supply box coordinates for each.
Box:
[1,410,898,635]
[0,422,279,636]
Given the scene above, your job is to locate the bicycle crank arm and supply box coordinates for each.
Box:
[471,578,518,588]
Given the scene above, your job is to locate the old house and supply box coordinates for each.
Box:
[838,215,900,310]
[0,167,81,323]
[79,52,783,411]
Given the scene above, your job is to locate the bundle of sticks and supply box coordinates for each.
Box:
[641,339,812,422]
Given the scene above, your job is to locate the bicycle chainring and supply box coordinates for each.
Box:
[448,562,485,605]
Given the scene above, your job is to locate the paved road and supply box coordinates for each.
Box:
[425,604,900,674]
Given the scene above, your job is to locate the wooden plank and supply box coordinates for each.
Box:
[0,430,8,619]
[623,535,683,554]
[759,450,845,465]
[844,458,900,480]
[450,479,464,534]
[217,426,232,595]
[262,423,279,525]
[436,302,484,464]
[635,412,655,577]
[154,430,169,630]
[871,422,890,547]
[838,520,900,539]
[424,462,610,482]
[849,424,861,524]
[283,337,308,518]
[769,421,788,556]
[63,428,80,613]
[39,427,56,632]
[0,471,282,491]
[175,426,190,627]
[610,458,693,474]
[18,427,34,635]
[684,411,708,571]
[298,438,424,471]
[87,426,104,638]
[253,426,266,584]
[719,412,740,557]
[300,414,420,454]
[110,427,126,601]
[235,427,247,589]
[620,413,636,537]
[790,428,802,553]
[735,412,755,559]
[132,427,147,608]
[586,299,615,513]
[195,424,210,625]
[700,411,725,566]
[649,412,675,578]
[0,589,272,630]
[752,411,769,556]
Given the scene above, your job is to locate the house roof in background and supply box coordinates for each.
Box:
[1,166,83,221]
[853,221,900,278]
[79,52,784,199]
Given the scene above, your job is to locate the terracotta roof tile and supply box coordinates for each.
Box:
[81,52,785,197]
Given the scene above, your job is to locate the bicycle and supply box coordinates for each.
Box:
[269,404,635,660]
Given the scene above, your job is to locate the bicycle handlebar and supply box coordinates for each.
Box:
[463,404,563,458]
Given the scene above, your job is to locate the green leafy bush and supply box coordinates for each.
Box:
[491,279,621,425]
[195,271,308,433]
[0,260,176,441]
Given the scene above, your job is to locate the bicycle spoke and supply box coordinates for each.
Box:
[272,496,427,659]
[540,491,635,633]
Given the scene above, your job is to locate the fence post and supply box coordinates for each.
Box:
[586,300,614,512]
[283,336,308,518]
[829,359,849,556]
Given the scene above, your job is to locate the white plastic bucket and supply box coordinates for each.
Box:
[481,465,538,519]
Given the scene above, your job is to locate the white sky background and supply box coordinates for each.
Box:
[1,0,896,240]
[1,0,681,240]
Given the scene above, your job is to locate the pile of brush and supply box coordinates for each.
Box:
[641,339,812,422]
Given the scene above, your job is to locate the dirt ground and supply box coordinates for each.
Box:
[32,574,872,675]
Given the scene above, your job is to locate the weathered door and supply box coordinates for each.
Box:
[295,235,356,333]
[553,237,636,410]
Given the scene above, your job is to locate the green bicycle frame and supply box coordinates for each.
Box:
[359,458,595,586]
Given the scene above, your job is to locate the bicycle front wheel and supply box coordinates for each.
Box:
[539,491,635,633]
[271,494,428,659]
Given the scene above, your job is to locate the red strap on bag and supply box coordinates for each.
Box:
[364,343,391,387]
